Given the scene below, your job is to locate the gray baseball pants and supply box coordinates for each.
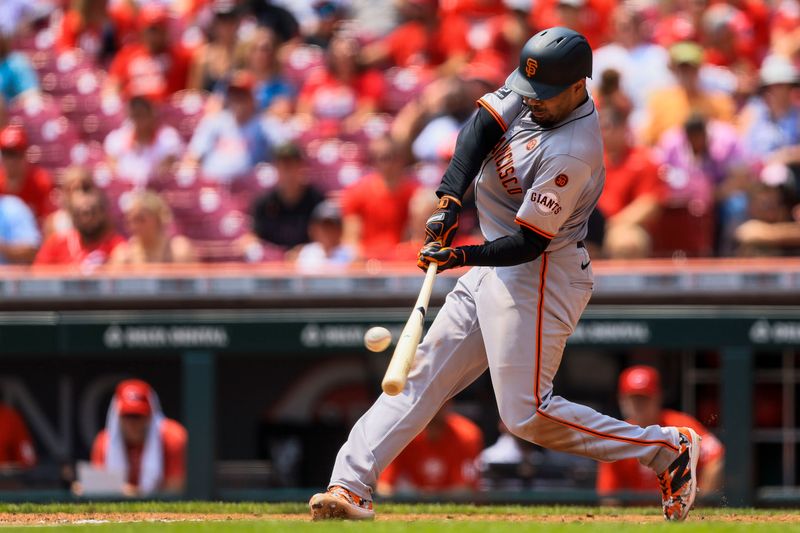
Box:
[330,244,681,499]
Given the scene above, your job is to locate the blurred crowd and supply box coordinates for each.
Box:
[0,0,799,269]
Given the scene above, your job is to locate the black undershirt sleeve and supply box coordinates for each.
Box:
[436,106,505,200]
[460,226,551,267]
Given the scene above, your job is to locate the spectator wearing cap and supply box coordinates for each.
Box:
[0,125,56,223]
[87,379,187,496]
[341,136,419,260]
[305,1,350,50]
[188,0,243,93]
[652,113,749,257]
[360,0,471,76]
[740,55,800,169]
[34,190,125,269]
[641,41,735,146]
[598,108,665,259]
[591,5,673,132]
[107,4,191,101]
[293,200,356,271]
[596,365,724,502]
[110,190,196,265]
[0,27,39,102]
[104,95,184,186]
[734,163,800,256]
[242,26,294,113]
[185,70,273,183]
[297,33,386,135]
[246,142,325,251]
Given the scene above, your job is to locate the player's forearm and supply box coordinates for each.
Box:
[437,106,505,200]
[459,227,550,267]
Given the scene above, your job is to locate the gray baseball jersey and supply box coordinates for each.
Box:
[327,85,684,501]
[475,88,604,251]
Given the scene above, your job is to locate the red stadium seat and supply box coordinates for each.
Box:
[282,43,325,90]
[163,90,209,142]
[9,94,80,171]
[383,67,431,114]
[79,93,126,143]
[304,138,367,192]
[230,163,279,211]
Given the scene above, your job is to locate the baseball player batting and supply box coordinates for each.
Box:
[310,27,700,522]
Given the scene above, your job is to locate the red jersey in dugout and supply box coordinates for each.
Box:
[379,412,483,491]
[595,409,725,495]
[91,419,187,488]
[0,405,37,467]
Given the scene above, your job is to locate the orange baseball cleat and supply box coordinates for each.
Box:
[309,485,375,521]
[658,427,701,521]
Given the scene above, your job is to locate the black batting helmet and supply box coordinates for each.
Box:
[506,27,592,100]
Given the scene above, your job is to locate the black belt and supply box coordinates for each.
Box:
[577,240,585,249]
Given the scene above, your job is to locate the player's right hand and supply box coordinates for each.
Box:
[418,244,466,272]
[423,195,461,248]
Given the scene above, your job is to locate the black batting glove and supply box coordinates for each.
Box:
[418,244,466,272]
[423,195,461,248]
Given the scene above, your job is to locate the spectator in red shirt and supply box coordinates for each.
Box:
[34,189,125,269]
[88,379,187,496]
[596,366,725,502]
[529,0,615,49]
[297,33,386,135]
[107,4,191,101]
[341,136,419,260]
[0,403,36,470]
[0,124,56,224]
[361,0,471,76]
[598,108,665,259]
[377,404,482,495]
[57,0,130,64]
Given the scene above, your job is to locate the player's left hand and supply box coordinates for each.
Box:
[418,244,466,272]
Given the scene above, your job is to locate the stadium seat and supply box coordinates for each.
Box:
[78,92,126,143]
[383,67,431,114]
[230,163,279,212]
[163,90,209,142]
[282,43,325,91]
[9,94,80,171]
[303,138,367,192]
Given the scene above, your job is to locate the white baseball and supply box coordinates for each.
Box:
[364,326,392,352]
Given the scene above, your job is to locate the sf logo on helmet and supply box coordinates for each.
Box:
[525,58,539,77]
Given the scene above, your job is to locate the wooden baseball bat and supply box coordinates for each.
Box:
[381,262,438,396]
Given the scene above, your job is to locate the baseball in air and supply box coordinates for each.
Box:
[364,327,392,352]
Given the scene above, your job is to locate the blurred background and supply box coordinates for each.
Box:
[0,0,798,508]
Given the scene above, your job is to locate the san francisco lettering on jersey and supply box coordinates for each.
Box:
[490,138,523,196]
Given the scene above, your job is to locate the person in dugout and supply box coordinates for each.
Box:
[596,365,725,503]
[85,379,187,496]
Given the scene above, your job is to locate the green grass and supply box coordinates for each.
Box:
[0,503,798,531]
